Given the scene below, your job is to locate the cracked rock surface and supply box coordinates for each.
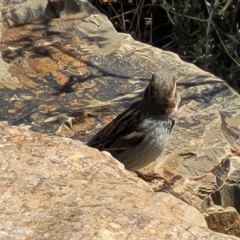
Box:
[0,122,239,240]
[0,0,240,238]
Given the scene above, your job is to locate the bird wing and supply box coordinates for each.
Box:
[87,103,146,152]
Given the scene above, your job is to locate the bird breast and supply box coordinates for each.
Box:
[115,116,175,171]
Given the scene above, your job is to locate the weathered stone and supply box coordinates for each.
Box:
[0,122,238,240]
[0,0,240,238]
[205,205,240,237]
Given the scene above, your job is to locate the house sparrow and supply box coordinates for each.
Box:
[87,70,180,172]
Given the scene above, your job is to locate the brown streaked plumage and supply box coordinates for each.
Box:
[87,69,181,171]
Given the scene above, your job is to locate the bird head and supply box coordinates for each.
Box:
[142,70,180,115]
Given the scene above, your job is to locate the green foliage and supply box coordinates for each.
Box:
[97,0,240,91]
[161,0,240,91]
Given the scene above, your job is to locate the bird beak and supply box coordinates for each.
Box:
[151,73,155,83]
[169,76,177,99]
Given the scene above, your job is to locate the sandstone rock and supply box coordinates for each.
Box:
[0,122,238,240]
[0,0,240,238]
